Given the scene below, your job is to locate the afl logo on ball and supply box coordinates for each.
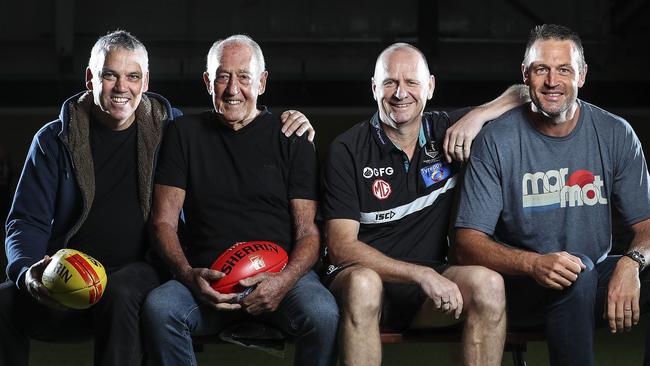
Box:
[249,255,266,271]
[372,179,392,200]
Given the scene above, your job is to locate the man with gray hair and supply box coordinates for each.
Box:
[0,31,314,366]
[455,24,650,365]
[141,34,338,365]
[0,29,177,366]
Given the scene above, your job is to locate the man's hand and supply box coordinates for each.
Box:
[442,107,487,163]
[239,271,294,315]
[280,110,315,142]
[24,256,66,310]
[530,252,586,290]
[416,267,464,319]
[605,257,641,333]
[178,267,241,311]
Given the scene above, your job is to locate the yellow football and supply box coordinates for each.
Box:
[41,249,108,309]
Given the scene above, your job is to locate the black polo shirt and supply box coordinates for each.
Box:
[155,108,318,268]
[323,110,467,266]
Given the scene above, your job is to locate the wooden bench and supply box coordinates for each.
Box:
[193,325,546,366]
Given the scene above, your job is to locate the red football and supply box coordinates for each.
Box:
[210,241,288,294]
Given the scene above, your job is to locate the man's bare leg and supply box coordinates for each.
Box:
[410,265,506,366]
[330,266,383,366]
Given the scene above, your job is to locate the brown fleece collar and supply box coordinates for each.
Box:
[62,92,168,242]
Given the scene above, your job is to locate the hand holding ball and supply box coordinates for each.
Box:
[210,241,288,294]
[41,249,108,309]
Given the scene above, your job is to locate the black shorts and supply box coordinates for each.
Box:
[323,261,449,329]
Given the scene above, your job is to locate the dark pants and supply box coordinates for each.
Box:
[505,255,650,366]
[0,261,162,366]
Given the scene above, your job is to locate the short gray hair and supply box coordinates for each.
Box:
[205,34,265,82]
[88,30,148,75]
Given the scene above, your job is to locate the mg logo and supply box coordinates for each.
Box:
[372,179,392,200]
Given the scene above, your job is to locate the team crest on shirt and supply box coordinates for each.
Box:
[423,141,442,164]
[372,179,392,200]
[420,162,451,187]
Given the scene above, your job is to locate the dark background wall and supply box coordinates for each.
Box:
[0,0,648,108]
[1,0,649,256]
[0,2,648,362]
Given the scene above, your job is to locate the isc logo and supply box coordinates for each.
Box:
[375,211,396,221]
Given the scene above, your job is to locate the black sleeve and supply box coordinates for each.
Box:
[288,135,319,201]
[154,121,188,190]
[322,140,360,221]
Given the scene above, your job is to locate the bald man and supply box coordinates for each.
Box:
[321,43,527,365]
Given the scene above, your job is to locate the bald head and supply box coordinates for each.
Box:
[371,43,434,129]
[374,43,431,82]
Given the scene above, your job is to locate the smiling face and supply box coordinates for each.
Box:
[86,48,149,130]
[372,47,434,129]
[522,39,587,124]
[203,42,267,129]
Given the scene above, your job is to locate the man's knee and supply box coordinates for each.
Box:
[454,267,506,315]
[141,281,187,328]
[335,267,383,320]
[562,268,598,304]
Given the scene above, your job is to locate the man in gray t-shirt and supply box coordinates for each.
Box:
[455,24,650,366]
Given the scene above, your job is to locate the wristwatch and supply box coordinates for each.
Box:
[625,250,646,271]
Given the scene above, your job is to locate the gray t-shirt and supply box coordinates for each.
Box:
[455,100,650,264]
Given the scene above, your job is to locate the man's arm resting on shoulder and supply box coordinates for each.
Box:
[240,198,320,315]
[149,183,239,309]
[454,228,585,290]
[444,84,530,162]
[606,218,650,333]
[327,218,463,314]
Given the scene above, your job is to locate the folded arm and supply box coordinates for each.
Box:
[454,228,585,290]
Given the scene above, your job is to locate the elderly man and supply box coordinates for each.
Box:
[0,30,313,366]
[455,24,650,365]
[142,34,338,366]
[321,42,528,365]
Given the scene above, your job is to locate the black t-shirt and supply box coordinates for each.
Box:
[323,110,466,265]
[69,119,146,270]
[155,108,318,268]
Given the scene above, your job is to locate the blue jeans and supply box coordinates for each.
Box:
[505,255,650,366]
[142,270,339,366]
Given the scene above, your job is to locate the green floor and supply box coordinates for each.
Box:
[30,319,646,366]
